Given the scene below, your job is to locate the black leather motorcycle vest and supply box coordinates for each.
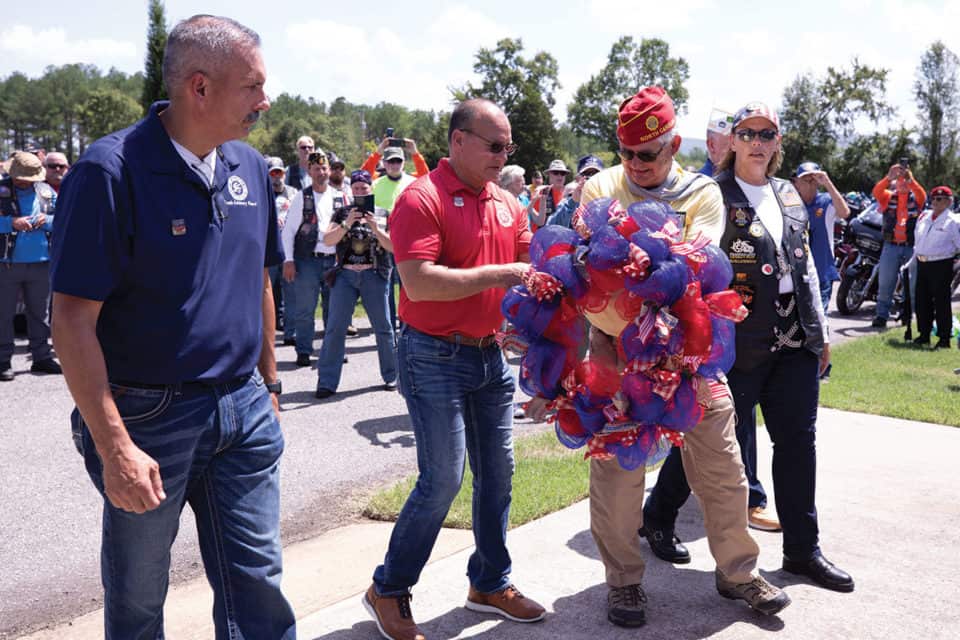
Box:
[716,170,824,371]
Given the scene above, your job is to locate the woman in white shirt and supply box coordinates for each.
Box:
[711,102,853,594]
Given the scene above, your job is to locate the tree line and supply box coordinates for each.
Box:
[1,13,958,194]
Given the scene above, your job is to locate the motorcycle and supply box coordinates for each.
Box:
[835,203,904,317]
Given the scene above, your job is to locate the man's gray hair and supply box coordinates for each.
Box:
[499,164,526,188]
[162,15,261,95]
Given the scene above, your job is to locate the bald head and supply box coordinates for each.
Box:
[448,98,505,143]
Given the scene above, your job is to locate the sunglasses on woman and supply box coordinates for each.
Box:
[734,128,778,142]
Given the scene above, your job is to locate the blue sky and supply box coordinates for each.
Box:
[3,0,958,142]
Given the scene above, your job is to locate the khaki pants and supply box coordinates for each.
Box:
[589,382,759,586]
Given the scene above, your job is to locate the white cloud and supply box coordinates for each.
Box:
[0,25,136,71]
[586,0,716,32]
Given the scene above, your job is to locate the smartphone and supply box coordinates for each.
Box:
[387,138,405,148]
[353,194,375,214]
[899,156,910,168]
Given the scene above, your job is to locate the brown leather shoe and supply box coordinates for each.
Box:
[748,506,782,532]
[465,584,546,622]
[363,584,426,640]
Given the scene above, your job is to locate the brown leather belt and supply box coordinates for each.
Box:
[429,333,498,348]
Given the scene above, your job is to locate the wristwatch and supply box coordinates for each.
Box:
[266,380,282,395]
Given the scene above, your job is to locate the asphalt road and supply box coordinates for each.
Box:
[0,322,511,639]
[0,286,945,638]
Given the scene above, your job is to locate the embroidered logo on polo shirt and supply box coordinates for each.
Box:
[495,203,513,227]
[228,176,249,201]
[171,218,187,236]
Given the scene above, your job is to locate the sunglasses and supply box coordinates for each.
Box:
[299,145,314,151]
[734,128,778,142]
[460,129,518,156]
[618,139,669,163]
[45,163,68,170]
[931,195,952,201]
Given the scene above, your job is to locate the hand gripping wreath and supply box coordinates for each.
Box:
[498,197,748,470]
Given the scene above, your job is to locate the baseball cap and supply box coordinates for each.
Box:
[547,159,569,174]
[9,151,44,182]
[732,101,779,131]
[794,162,821,178]
[351,170,372,185]
[328,151,345,169]
[577,155,604,176]
[383,147,404,162]
[707,108,734,135]
[266,156,284,172]
[930,185,954,198]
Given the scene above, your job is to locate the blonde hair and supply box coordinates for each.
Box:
[716,144,783,177]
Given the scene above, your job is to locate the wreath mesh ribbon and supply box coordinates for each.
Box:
[501,197,748,470]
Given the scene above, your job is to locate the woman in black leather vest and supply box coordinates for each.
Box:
[711,102,854,593]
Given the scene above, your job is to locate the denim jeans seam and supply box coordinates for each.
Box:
[201,469,240,639]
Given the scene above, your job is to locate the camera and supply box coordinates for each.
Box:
[385,127,394,138]
[899,156,910,168]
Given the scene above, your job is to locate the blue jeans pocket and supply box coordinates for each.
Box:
[108,383,173,424]
[401,330,458,395]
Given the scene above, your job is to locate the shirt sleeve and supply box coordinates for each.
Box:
[806,250,829,344]
[281,191,302,261]
[360,152,381,177]
[50,162,130,301]
[685,184,726,245]
[263,174,282,268]
[389,185,442,263]
[872,178,892,211]
[411,153,429,178]
[910,181,927,210]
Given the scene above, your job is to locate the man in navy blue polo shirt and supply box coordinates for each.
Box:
[49,15,295,639]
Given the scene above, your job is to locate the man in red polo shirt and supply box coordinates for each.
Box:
[363,99,546,640]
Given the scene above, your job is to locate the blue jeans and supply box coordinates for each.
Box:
[373,326,515,595]
[317,267,396,391]
[268,263,296,341]
[728,349,821,560]
[71,372,295,639]
[294,253,336,355]
[876,242,913,319]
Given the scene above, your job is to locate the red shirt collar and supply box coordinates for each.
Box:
[436,158,496,201]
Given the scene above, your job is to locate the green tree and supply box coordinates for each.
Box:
[778,59,894,176]
[37,64,99,159]
[455,39,561,177]
[914,41,960,187]
[831,127,915,194]
[568,36,689,153]
[79,88,143,142]
[455,38,560,112]
[141,0,168,112]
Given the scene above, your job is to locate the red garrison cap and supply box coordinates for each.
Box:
[930,185,953,198]
[617,86,676,146]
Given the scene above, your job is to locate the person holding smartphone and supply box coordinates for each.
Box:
[870,160,926,328]
[314,170,397,398]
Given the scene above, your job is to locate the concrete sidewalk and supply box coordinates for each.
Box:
[21,408,960,639]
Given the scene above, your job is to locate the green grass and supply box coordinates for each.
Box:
[820,328,960,426]
[363,430,590,529]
